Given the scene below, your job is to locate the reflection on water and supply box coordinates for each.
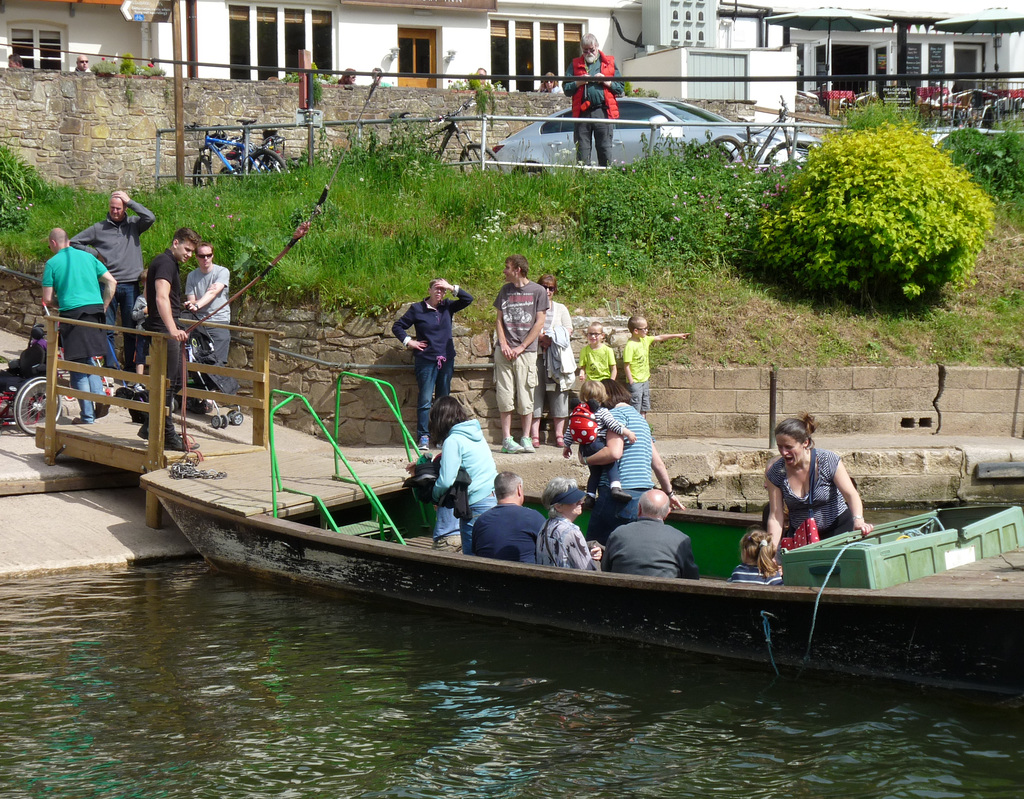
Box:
[0,562,1021,798]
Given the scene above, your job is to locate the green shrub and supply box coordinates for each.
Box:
[119,53,136,75]
[941,128,1024,206]
[579,141,794,279]
[91,58,118,76]
[0,145,44,232]
[841,99,921,130]
[758,124,993,303]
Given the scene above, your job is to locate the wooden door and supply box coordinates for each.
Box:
[397,28,436,88]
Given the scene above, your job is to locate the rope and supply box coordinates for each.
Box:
[169,457,227,480]
[760,610,779,677]
[802,539,873,664]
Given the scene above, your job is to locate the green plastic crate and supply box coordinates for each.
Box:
[781,505,1024,589]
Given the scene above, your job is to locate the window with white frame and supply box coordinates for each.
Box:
[490,20,582,91]
[228,5,332,80]
[10,26,62,70]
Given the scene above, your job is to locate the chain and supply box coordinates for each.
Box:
[169,457,227,480]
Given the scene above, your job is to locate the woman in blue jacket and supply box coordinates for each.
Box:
[429,396,498,554]
[392,279,473,449]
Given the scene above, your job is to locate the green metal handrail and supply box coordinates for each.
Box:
[333,371,431,530]
[268,389,405,544]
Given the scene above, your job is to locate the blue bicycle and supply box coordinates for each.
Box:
[190,119,286,186]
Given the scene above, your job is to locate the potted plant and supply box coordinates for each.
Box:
[91,58,118,76]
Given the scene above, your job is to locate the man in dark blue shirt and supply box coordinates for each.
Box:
[471,472,545,563]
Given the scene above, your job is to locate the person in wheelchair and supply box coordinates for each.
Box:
[41,228,116,425]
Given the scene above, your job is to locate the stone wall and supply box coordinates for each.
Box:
[3,269,1022,447]
[0,70,756,191]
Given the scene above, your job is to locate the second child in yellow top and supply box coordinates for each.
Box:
[577,322,616,382]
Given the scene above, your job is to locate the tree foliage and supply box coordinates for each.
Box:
[758,124,993,303]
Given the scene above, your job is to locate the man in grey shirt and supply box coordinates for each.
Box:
[184,241,231,366]
[603,490,699,579]
[71,190,155,371]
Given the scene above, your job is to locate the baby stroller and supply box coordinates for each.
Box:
[0,323,64,435]
[185,323,242,429]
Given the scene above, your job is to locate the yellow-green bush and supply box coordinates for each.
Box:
[759,124,993,302]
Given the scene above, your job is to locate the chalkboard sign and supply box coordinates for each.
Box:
[883,87,914,107]
[906,43,921,76]
[929,44,945,75]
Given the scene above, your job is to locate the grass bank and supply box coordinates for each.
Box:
[1,138,1023,369]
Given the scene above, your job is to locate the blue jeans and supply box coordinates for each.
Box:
[70,357,105,423]
[433,504,460,541]
[461,494,497,555]
[106,281,141,371]
[414,355,454,440]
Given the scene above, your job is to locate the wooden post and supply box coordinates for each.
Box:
[147,336,168,472]
[252,329,271,447]
[43,315,60,465]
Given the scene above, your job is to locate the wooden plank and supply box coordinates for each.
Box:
[0,470,139,497]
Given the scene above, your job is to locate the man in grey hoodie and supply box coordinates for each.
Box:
[71,190,155,372]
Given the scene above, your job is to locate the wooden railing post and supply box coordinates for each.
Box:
[43,316,60,465]
[252,329,271,447]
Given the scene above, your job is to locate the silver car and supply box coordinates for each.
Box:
[492,97,818,168]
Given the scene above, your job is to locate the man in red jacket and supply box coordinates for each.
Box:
[564,33,624,167]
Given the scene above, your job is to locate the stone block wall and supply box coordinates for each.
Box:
[0,70,756,191]
[3,269,1023,444]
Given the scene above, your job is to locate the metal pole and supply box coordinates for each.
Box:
[768,364,777,449]
[172,0,185,185]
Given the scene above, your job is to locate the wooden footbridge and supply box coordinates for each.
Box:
[37,316,275,527]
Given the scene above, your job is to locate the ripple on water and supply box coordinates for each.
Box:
[0,562,1022,799]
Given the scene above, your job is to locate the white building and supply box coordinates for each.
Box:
[2,0,1021,105]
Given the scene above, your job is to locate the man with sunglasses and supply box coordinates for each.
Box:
[185,242,230,366]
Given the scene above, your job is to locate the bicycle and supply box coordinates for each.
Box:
[394,100,497,170]
[190,119,287,186]
[711,97,815,167]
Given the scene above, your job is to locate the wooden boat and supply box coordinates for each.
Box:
[143,452,1024,700]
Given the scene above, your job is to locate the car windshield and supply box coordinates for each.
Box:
[656,101,729,123]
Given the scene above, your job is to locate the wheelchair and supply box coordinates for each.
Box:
[0,323,66,435]
[0,374,65,435]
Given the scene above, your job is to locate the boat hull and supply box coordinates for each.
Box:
[158,493,1024,698]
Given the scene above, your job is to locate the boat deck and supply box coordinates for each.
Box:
[143,445,408,519]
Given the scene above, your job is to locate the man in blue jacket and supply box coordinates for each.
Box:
[392,278,473,449]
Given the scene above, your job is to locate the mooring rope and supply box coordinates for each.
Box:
[802,539,874,664]
[169,457,227,480]
[173,74,384,456]
[760,610,780,677]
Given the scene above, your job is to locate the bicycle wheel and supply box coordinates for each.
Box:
[765,141,812,166]
[192,152,214,187]
[711,135,747,164]
[459,144,497,172]
[13,376,63,435]
[248,148,287,175]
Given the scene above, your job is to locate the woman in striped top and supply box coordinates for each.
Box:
[765,414,874,547]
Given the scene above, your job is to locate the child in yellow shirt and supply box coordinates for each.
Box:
[622,315,689,417]
[577,322,616,382]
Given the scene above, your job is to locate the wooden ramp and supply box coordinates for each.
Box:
[36,318,276,527]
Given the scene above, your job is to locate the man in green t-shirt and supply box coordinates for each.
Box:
[41,228,116,424]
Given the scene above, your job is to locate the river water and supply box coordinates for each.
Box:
[1,561,1021,799]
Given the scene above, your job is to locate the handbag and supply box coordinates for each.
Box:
[779,517,820,552]
[779,450,820,552]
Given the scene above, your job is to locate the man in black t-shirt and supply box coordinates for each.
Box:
[141,227,200,451]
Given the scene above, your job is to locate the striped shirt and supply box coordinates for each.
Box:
[728,564,783,586]
[766,448,848,533]
[604,404,654,490]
